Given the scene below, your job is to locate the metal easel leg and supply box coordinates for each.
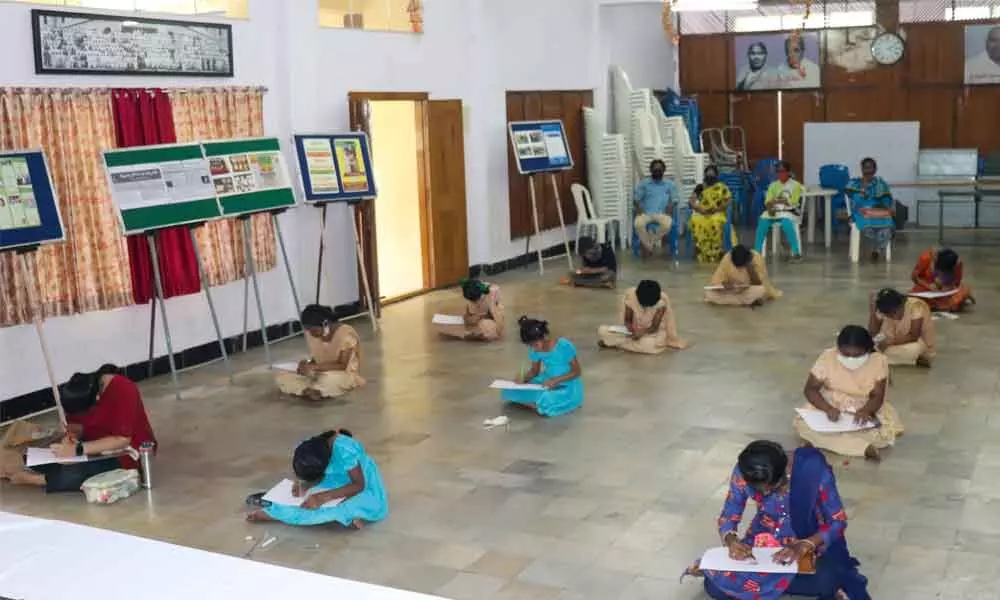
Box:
[241,217,272,366]
[188,226,233,383]
[273,212,303,318]
[146,232,181,400]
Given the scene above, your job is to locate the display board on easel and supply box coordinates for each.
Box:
[202,137,297,216]
[0,149,67,427]
[292,133,379,333]
[507,120,574,274]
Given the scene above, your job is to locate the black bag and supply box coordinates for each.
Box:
[894,200,909,231]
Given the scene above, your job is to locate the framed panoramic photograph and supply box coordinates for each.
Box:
[32,9,234,77]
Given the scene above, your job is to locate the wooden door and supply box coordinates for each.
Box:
[424,99,469,287]
[348,96,382,318]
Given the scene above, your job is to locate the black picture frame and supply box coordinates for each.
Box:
[31,9,234,77]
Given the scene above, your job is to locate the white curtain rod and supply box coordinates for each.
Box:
[0,85,268,94]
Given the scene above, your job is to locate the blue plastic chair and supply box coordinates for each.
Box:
[750,159,781,227]
[632,202,683,258]
[720,172,746,227]
[819,164,851,233]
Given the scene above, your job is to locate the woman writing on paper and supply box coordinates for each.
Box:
[682,440,870,600]
[435,279,505,342]
[869,288,935,368]
[500,317,583,417]
[705,245,782,307]
[597,279,688,353]
[795,326,902,462]
[276,304,365,401]
[246,429,387,528]
[753,161,804,261]
[0,364,156,493]
[909,247,975,312]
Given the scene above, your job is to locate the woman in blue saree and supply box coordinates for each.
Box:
[846,158,895,261]
[683,440,869,600]
[246,429,388,528]
[501,316,584,417]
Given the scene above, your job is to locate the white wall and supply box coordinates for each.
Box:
[0,0,675,399]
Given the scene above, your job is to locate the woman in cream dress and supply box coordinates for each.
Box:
[435,279,505,342]
[796,325,902,462]
[276,305,365,401]
[705,245,782,307]
[869,288,936,367]
[597,279,688,354]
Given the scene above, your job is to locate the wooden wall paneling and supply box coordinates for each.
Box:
[956,87,1000,156]
[540,92,563,228]
[904,88,956,148]
[680,35,731,93]
[780,91,823,176]
[506,93,529,239]
[560,92,586,226]
[825,89,905,122]
[903,23,964,85]
[731,92,779,167]
[694,93,729,131]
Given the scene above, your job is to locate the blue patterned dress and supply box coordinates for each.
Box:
[264,435,388,527]
[501,338,583,417]
[846,176,894,250]
[701,462,848,599]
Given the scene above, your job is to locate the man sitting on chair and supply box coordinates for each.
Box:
[633,159,677,258]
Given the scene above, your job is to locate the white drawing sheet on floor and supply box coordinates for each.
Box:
[271,361,301,373]
[699,547,798,574]
[432,314,465,325]
[606,325,630,335]
[263,479,344,508]
[25,447,90,468]
[795,408,876,433]
[908,289,959,299]
[490,379,545,391]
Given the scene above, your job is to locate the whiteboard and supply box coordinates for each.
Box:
[803,122,920,220]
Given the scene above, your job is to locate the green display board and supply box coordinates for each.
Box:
[104,143,221,235]
[201,137,296,217]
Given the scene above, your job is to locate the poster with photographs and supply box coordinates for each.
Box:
[210,152,288,198]
[0,149,65,251]
[508,120,573,175]
[292,133,376,202]
[733,31,821,91]
[965,24,1000,85]
[0,157,41,231]
[32,9,233,77]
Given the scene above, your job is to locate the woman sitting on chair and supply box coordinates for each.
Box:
[909,247,974,312]
[754,161,803,261]
[689,165,736,264]
[846,157,894,261]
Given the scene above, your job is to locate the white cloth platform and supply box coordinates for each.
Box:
[0,511,444,600]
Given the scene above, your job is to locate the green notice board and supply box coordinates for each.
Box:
[104,143,221,235]
[201,137,297,217]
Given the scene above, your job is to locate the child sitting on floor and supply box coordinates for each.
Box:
[276,305,365,401]
[500,317,584,417]
[568,236,617,288]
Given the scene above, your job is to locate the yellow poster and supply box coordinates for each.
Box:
[334,139,368,192]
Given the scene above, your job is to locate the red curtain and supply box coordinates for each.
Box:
[111,89,201,304]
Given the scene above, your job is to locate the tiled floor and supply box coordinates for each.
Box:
[3,232,1000,599]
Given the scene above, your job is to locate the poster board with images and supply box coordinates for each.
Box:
[732,31,822,91]
[508,120,574,175]
[103,143,220,235]
[964,24,1000,86]
[201,137,297,217]
[292,133,377,202]
[0,149,65,252]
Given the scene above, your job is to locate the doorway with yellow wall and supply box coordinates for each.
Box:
[369,100,427,302]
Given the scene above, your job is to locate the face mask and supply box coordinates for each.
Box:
[651,170,664,180]
[777,173,789,183]
[837,353,870,371]
[704,175,718,185]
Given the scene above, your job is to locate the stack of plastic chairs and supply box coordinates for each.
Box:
[819,164,851,234]
[582,107,630,249]
[661,89,701,153]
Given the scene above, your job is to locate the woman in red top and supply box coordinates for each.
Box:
[1,364,156,493]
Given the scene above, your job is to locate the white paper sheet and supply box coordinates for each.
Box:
[24,447,89,468]
[932,312,960,321]
[490,379,545,391]
[908,289,960,299]
[704,285,726,291]
[432,313,464,326]
[262,478,344,508]
[271,361,300,373]
[795,408,876,433]
[699,547,799,574]
[606,325,630,335]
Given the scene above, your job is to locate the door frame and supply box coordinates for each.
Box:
[347,91,432,311]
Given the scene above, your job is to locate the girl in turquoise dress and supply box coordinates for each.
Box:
[501,317,584,417]
[246,429,388,528]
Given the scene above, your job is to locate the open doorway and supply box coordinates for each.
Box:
[369,100,427,302]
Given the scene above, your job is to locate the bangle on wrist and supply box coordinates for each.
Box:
[796,538,817,551]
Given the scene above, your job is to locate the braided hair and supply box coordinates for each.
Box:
[737,440,788,490]
[517,316,549,345]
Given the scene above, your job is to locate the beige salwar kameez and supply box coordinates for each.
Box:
[276,324,365,399]
[434,283,505,341]
[704,250,782,306]
[597,288,689,354]
[877,297,936,365]
[794,348,903,457]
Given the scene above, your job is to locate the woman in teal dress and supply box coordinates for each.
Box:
[501,317,584,417]
[846,157,895,261]
[246,429,388,528]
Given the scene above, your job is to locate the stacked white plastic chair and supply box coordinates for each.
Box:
[582,107,629,249]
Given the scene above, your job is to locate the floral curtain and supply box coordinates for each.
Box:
[169,88,276,286]
[0,89,133,327]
